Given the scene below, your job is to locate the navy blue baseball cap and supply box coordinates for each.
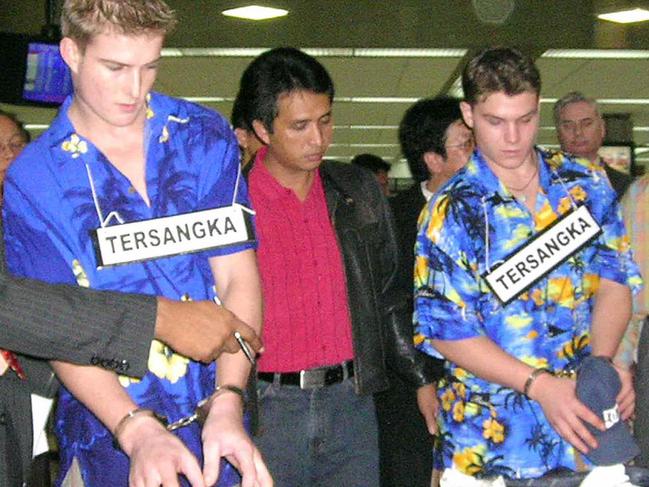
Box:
[576,355,640,465]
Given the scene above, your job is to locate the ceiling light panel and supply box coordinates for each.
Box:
[597,8,649,24]
[222,5,288,21]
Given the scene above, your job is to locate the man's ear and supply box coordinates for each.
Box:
[59,37,81,73]
[460,101,474,129]
[234,128,249,149]
[423,151,445,176]
[252,120,271,145]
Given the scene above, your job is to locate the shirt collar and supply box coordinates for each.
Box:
[48,92,167,166]
[420,181,434,202]
[464,146,569,197]
[250,146,321,203]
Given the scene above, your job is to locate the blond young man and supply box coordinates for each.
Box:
[2,1,271,486]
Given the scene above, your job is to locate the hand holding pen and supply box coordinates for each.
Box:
[212,295,261,364]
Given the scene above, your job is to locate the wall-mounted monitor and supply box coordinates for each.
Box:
[0,33,72,107]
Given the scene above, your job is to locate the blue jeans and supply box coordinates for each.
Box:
[254,377,379,487]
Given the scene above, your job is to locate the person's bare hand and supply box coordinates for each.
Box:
[613,362,635,421]
[155,298,262,363]
[201,394,273,487]
[528,373,605,454]
[119,415,206,487]
[416,383,439,435]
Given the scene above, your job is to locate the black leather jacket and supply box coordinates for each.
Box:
[245,159,435,394]
[318,161,436,394]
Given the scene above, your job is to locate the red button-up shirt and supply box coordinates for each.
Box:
[249,151,354,372]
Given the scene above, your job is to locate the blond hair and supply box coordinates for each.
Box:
[61,0,176,47]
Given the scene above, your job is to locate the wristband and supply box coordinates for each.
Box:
[523,368,552,397]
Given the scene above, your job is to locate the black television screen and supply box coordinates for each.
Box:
[0,33,72,106]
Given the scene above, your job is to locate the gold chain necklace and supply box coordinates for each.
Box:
[506,162,539,202]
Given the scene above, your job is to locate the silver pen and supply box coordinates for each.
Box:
[214,295,256,365]
[234,331,256,365]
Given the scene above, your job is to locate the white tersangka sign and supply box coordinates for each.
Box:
[92,205,254,267]
[483,205,602,305]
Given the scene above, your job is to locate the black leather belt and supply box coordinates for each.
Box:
[258,360,354,389]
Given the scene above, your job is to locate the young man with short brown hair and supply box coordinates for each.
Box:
[414,47,640,481]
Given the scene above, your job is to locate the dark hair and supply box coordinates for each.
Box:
[398,97,462,183]
[234,47,334,133]
[230,95,245,130]
[0,109,31,144]
[462,47,541,105]
[350,153,390,174]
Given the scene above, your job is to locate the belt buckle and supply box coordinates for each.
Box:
[299,367,327,389]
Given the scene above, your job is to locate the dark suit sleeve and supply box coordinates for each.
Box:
[373,179,443,387]
[0,270,156,378]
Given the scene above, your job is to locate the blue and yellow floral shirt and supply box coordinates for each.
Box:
[414,148,641,480]
[3,93,254,486]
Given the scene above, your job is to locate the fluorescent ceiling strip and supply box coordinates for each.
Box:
[336,97,418,103]
[540,98,649,105]
[178,96,649,106]
[24,124,50,130]
[597,8,649,24]
[447,77,463,98]
[180,96,416,104]
[352,48,467,57]
[221,6,288,21]
[162,47,467,58]
[182,96,233,103]
[329,143,398,148]
[323,155,401,161]
[162,48,268,57]
[598,99,649,105]
[542,49,649,59]
[334,125,398,130]
[303,48,354,57]
[542,126,649,132]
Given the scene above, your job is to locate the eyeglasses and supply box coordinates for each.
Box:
[445,138,474,152]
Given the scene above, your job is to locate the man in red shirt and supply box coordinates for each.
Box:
[235,47,436,486]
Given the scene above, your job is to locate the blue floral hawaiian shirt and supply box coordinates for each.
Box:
[3,93,254,486]
[414,148,642,480]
